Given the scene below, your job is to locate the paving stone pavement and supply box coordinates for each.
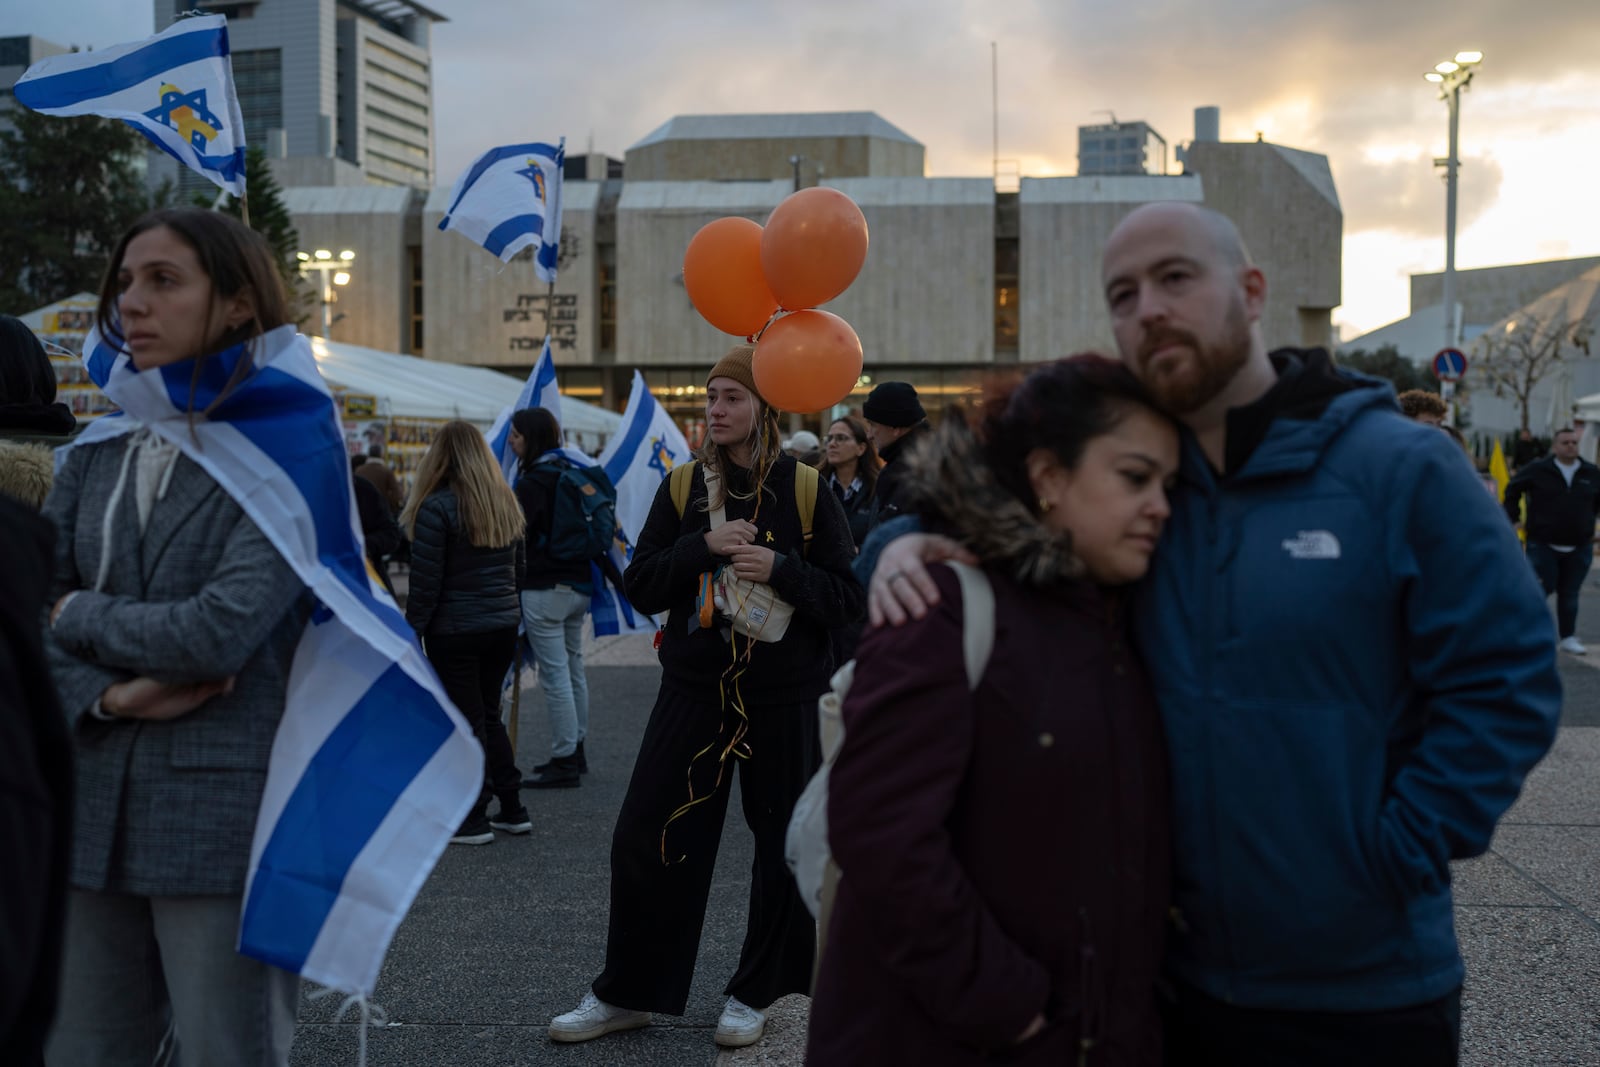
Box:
[289,580,1600,1065]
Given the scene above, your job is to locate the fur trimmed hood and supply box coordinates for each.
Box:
[0,439,55,511]
[896,414,1085,587]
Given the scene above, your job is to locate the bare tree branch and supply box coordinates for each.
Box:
[1471,309,1594,431]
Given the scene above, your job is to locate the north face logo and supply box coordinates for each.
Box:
[1282,530,1341,560]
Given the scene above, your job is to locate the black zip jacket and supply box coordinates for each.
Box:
[624,454,865,705]
[1504,455,1600,546]
[405,488,525,637]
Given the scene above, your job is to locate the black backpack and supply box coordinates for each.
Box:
[534,457,619,562]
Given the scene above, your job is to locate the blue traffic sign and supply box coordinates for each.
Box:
[1433,348,1468,381]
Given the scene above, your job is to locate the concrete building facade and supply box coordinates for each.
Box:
[275,109,1341,428]
[0,35,68,134]
[144,0,444,195]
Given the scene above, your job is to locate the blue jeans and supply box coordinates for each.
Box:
[521,586,591,759]
[1527,541,1593,639]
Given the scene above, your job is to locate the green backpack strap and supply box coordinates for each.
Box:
[669,460,697,518]
[794,462,818,557]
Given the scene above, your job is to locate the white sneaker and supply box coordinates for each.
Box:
[548,991,650,1043]
[714,996,766,1048]
[1560,636,1587,655]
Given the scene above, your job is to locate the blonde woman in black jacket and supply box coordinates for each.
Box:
[402,420,527,844]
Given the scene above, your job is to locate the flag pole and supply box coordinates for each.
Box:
[239,192,251,229]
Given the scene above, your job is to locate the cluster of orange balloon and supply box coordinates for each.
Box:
[682,188,869,413]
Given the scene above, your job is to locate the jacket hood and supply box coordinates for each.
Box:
[897,414,1085,587]
[1225,347,1398,481]
[0,439,56,510]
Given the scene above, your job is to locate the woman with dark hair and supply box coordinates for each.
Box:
[509,406,597,788]
[808,354,1180,1066]
[550,343,864,1051]
[40,207,307,1065]
[817,413,881,548]
[402,419,528,843]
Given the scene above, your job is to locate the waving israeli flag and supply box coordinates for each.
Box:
[484,335,588,480]
[589,371,691,635]
[68,324,480,997]
[438,139,565,280]
[12,14,247,195]
[601,370,692,546]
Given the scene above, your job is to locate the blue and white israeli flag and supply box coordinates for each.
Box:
[12,14,247,196]
[590,370,692,635]
[484,336,587,481]
[600,370,692,547]
[68,324,480,997]
[438,139,565,280]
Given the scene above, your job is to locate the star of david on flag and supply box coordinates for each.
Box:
[438,139,566,281]
[589,371,691,636]
[12,14,247,196]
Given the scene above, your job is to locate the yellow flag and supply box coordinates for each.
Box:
[1490,439,1510,501]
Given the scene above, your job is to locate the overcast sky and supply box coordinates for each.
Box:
[9,0,1600,338]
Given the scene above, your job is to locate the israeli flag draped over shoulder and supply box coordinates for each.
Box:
[69,324,481,997]
[438,139,565,280]
[12,14,247,196]
[593,370,693,635]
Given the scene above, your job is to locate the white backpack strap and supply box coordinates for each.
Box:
[704,469,726,528]
[944,561,995,691]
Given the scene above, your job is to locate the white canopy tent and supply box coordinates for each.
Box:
[312,338,619,451]
[14,292,624,452]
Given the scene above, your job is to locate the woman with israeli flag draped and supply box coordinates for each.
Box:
[41,208,307,1065]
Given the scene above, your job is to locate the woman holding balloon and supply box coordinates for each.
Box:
[548,343,864,1050]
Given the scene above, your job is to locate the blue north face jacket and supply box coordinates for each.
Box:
[1134,355,1561,1011]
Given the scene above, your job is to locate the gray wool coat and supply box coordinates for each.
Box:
[43,434,310,896]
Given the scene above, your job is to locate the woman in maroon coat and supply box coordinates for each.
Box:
[808,355,1179,1065]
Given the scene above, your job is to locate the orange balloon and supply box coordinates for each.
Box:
[682,217,780,336]
[753,310,864,414]
[760,188,869,310]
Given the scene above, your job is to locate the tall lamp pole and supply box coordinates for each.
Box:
[296,248,356,338]
[1425,50,1483,352]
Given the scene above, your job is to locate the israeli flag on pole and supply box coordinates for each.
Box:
[67,324,480,996]
[438,139,565,281]
[484,336,585,482]
[12,14,247,196]
[601,370,692,546]
[589,371,691,636]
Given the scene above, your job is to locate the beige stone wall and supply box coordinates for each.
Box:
[1019,176,1205,361]
[614,181,790,366]
[625,135,923,182]
[1411,257,1600,324]
[420,183,601,368]
[1183,142,1343,350]
[284,189,418,352]
[812,179,993,366]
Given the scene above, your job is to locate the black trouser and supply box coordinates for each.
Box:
[593,683,820,1015]
[1163,981,1461,1067]
[1527,541,1593,639]
[425,627,521,814]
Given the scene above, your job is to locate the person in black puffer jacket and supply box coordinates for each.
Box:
[401,420,528,844]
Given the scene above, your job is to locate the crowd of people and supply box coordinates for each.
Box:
[0,198,1581,1065]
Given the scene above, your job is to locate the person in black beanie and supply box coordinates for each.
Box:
[861,380,929,526]
[0,316,77,440]
[0,316,78,509]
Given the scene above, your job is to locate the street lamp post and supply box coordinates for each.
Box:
[1425,50,1483,353]
[296,248,356,338]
